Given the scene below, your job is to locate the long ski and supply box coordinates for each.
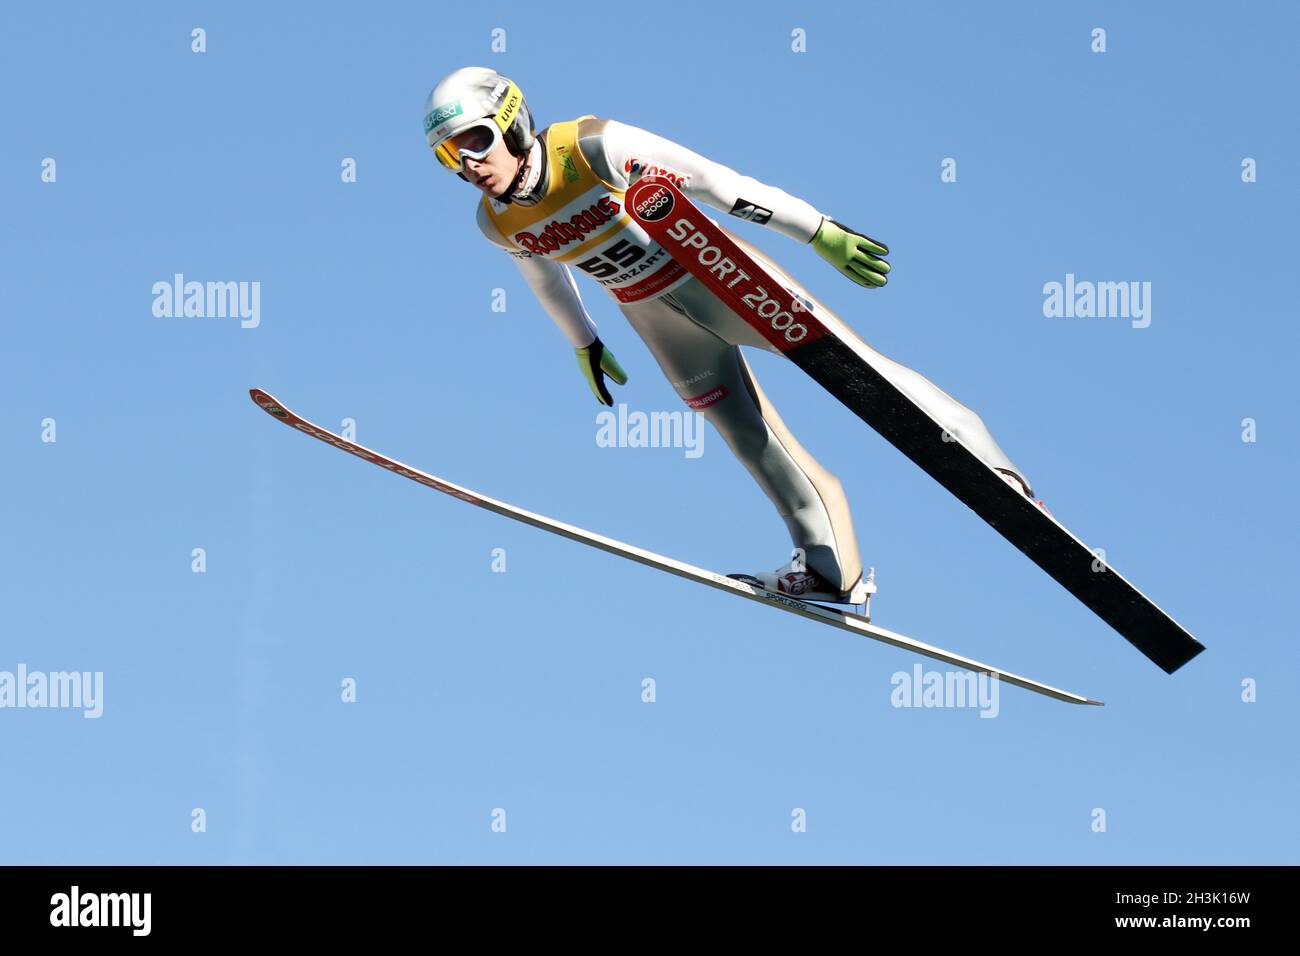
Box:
[625,176,1204,675]
[249,388,1101,706]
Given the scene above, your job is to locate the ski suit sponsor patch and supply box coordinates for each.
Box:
[729,198,773,224]
[684,384,729,409]
[513,197,621,254]
[625,157,690,189]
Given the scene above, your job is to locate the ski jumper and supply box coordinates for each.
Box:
[474,116,1029,593]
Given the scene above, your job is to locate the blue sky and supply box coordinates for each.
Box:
[2,0,1296,863]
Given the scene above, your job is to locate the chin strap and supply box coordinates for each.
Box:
[500,139,545,204]
[499,163,526,204]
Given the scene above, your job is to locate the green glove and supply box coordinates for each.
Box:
[575,337,628,406]
[812,218,891,288]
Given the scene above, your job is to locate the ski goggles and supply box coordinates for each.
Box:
[432,119,505,172]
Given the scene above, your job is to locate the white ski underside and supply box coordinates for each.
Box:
[250,388,1102,706]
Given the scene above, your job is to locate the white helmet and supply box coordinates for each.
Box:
[423,67,535,173]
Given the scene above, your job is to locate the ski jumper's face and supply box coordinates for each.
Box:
[457,136,521,198]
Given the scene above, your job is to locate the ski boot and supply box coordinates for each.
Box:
[729,559,875,613]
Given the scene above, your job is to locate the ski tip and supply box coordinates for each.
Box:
[249,388,291,421]
[1028,685,1103,706]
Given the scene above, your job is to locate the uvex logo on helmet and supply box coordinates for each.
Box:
[493,88,523,131]
[513,197,621,254]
